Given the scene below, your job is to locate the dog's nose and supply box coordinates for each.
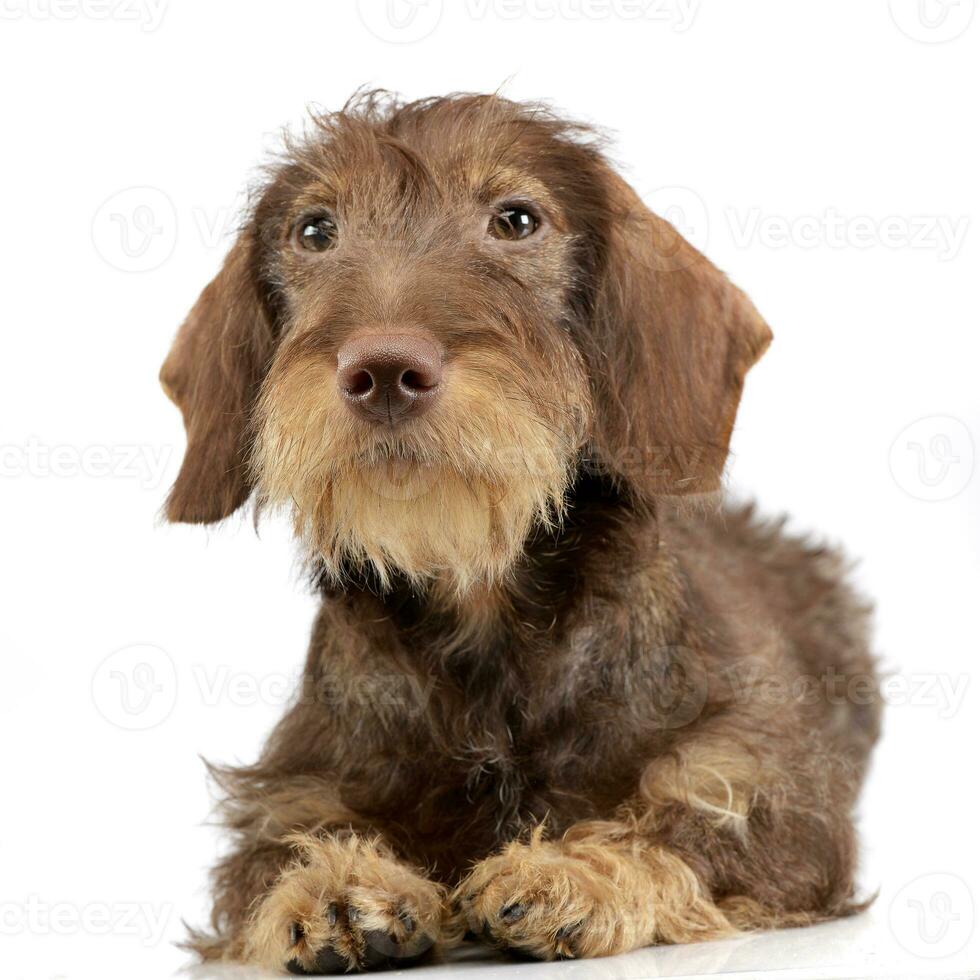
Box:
[336,333,444,424]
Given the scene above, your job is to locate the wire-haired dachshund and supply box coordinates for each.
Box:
[160,91,880,973]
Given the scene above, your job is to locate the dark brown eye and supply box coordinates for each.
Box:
[489,205,539,241]
[293,213,337,253]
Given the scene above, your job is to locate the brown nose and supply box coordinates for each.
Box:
[336,333,444,424]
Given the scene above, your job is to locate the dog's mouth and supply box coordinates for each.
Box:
[354,432,433,464]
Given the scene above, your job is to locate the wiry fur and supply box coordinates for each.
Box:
[160,91,880,973]
[252,345,584,591]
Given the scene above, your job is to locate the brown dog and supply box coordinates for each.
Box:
[160,92,880,973]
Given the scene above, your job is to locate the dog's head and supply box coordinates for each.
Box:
[161,93,771,591]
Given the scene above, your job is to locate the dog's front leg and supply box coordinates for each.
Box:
[242,833,446,974]
[454,825,734,960]
[456,733,863,960]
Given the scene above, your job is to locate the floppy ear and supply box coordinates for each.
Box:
[159,232,275,523]
[585,172,772,497]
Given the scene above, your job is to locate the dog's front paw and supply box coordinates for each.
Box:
[454,834,641,960]
[244,834,444,974]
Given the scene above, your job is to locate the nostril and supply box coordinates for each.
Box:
[400,369,437,392]
[345,369,374,396]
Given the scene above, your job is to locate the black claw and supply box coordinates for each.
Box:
[500,902,526,923]
[313,945,350,974]
[325,902,338,926]
[347,905,361,924]
[285,944,349,976]
[289,922,303,946]
[555,921,582,960]
[361,929,435,969]
[397,909,416,935]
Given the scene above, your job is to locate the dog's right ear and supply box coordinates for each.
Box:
[584,169,772,499]
[159,230,275,524]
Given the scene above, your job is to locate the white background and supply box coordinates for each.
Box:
[1,2,978,978]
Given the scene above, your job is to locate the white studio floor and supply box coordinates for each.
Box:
[15,868,978,980]
[171,833,980,980]
[178,903,978,980]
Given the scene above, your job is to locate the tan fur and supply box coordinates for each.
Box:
[455,826,735,959]
[245,834,445,972]
[639,738,762,837]
[252,346,586,592]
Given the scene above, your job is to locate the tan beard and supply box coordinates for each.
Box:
[250,355,587,593]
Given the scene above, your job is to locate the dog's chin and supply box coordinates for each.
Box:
[303,459,565,593]
[255,454,569,594]
[253,426,577,596]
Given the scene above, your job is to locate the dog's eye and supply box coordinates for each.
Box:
[489,205,539,242]
[293,213,338,253]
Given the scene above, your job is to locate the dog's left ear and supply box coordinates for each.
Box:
[584,170,772,498]
[159,231,275,524]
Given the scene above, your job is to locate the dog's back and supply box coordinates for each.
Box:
[663,501,881,767]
